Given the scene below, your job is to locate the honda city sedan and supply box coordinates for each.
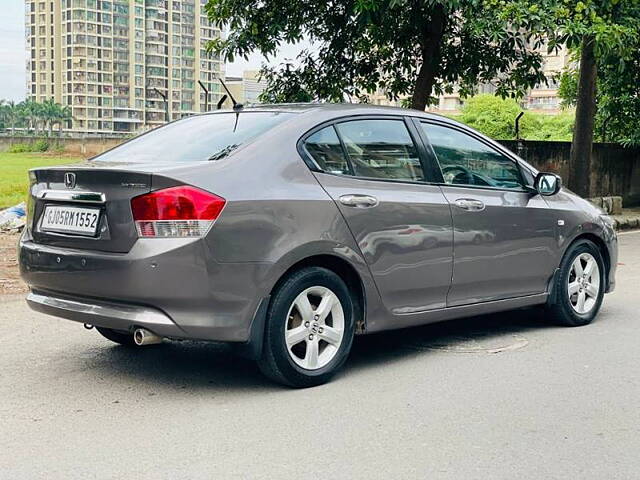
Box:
[19,104,617,387]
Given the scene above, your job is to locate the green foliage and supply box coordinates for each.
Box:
[557,21,640,145]
[495,0,640,58]
[596,48,640,145]
[205,0,551,108]
[7,143,32,153]
[454,94,573,141]
[33,139,50,152]
[0,98,73,136]
[258,67,314,104]
[7,140,49,153]
[557,68,578,108]
[458,95,523,139]
[531,112,574,141]
[495,0,640,149]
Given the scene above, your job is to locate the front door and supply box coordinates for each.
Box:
[302,117,453,314]
[417,121,557,307]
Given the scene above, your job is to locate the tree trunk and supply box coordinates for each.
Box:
[410,4,446,111]
[569,35,597,198]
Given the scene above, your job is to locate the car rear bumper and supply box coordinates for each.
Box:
[27,288,186,338]
[19,234,273,342]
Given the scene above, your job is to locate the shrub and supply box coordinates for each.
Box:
[7,143,31,153]
[33,139,49,152]
[7,140,49,153]
[454,94,574,141]
[458,95,522,140]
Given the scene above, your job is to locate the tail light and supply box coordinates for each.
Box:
[26,171,37,232]
[131,186,226,238]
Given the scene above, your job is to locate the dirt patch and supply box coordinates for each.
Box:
[0,233,27,296]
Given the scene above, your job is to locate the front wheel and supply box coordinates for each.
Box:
[259,267,356,388]
[546,239,606,327]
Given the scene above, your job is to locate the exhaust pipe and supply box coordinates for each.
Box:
[133,328,163,346]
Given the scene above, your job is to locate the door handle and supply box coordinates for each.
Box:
[339,194,379,208]
[454,198,485,211]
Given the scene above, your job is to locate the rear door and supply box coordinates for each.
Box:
[303,116,453,314]
[416,120,557,307]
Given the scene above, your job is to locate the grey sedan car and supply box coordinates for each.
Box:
[19,104,617,387]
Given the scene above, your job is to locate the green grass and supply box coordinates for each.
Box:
[0,152,83,209]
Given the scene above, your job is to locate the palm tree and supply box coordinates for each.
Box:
[6,101,20,135]
[53,105,72,136]
[1,98,72,136]
[21,100,42,135]
[41,99,60,137]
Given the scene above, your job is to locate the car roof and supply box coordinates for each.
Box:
[208,102,451,122]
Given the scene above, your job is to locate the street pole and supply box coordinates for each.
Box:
[153,87,168,124]
[198,80,209,112]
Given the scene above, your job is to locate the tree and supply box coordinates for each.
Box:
[0,100,19,134]
[204,0,551,110]
[548,0,640,196]
[41,99,60,137]
[22,100,43,136]
[559,43,640,146]
[54,105,72,136]
[0,98,73,136]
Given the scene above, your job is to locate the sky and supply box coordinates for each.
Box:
[0,1,27,101]
[0,0,307,102]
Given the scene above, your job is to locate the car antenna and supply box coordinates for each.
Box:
[217,76,243,110]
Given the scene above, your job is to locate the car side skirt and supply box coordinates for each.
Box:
[364,293,549,333]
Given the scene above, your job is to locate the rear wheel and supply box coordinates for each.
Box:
[96,327,136,346]
[259,267,356,388]
[547,239,605,327]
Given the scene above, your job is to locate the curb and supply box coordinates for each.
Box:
[612,216,640,231]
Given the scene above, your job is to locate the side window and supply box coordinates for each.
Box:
[304,126,350,175]
[335,119,425,182]
[421,123,524,190]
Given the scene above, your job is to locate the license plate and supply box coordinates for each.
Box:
[40,205,101,236]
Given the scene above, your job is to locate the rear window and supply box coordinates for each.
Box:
[94,112,293,163]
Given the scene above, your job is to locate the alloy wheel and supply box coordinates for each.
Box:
[567,252,600,315]
[284,286,345,370]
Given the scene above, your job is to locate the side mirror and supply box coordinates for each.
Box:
[534,172,562,196]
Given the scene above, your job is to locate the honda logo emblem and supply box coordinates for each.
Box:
[64,172,76,189]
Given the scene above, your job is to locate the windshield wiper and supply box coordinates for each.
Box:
[207,143,240,161]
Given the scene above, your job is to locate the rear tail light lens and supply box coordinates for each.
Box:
[131,186,225,238]
[26,171,37,232]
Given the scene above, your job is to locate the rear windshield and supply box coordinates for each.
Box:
[93,111,293,163]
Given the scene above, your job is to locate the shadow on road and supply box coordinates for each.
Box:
[82,307,557,391]
[347,307,557,372]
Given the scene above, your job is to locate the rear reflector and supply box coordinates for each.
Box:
[131,186,225,238]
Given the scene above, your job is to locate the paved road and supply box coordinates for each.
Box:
[1,232,639,479]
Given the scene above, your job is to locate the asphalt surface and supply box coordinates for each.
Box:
[1,232,639,479]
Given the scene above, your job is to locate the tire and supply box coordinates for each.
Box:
[96,327,136,346]
[546,239,606,327]
[259,267,356,388]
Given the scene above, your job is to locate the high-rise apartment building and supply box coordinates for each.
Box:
[25,0,224,134]
[221,70,268,108]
